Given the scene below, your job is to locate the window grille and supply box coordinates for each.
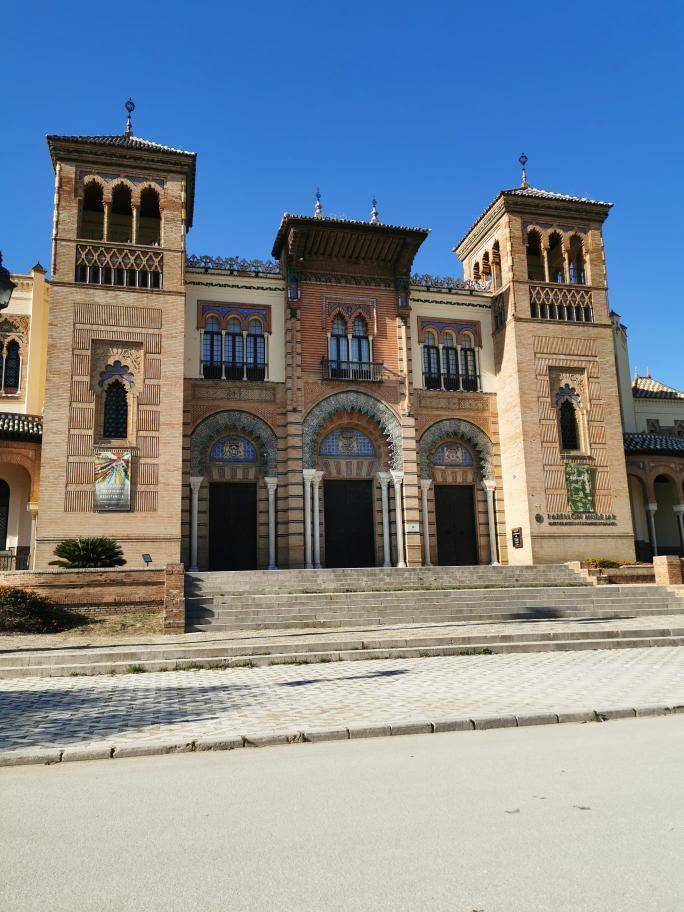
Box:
[103,380,128,439]
[559,400,580,451]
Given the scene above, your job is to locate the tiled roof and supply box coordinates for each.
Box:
[0,413,42,441]
[632,374,684,400]
[624,433,684,455]
[455,184,613,251]
[46,132,195,157]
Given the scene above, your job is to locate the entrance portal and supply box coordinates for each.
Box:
[209,482,257,570]
[434,485,478,565]
[324,480,375,567]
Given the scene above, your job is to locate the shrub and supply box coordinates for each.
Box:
[584,558,621,569]
[0,587,86,634]
[49,537,126,569]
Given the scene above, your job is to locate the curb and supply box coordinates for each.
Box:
[1,703,683,768]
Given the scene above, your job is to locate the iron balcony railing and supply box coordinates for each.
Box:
[201,360,267,381]
[423,372,480,393]
[0,547,30,571]
[321,359,385,382]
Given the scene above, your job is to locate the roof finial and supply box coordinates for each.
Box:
[370,195,380,224]
[314,187,323,219]
[124,98,135,137]
[519,152,529,188]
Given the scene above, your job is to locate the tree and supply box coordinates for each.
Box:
[50,537,126,569]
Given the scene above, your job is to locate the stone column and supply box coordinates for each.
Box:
[674,505,684,554]
[312,470,324,568]
[482,478,499,565]
[265,477,278,570]
[390,470,406,568]
[28,502,38,570]
[646,502,658,557]
[302,469,316,569]
[189,477,203,571]
[420,478,432,566]
[103,201,110,241]
[377,472,392,567]
[131,204,139,245]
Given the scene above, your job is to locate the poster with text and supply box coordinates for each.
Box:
[94,449,131,512]
[565,463,594,514]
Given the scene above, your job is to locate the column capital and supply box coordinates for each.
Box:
[377,471,391,485]
[646,502,658,513]
[264,476,278,491]
[420,477,432,491]
[27,502,39,516]
[302,468,317,481]
[389,469,404,485]
[673,504,684,515]
[481,478,496,493]
[189,476,204,492]
[312,469,324,487]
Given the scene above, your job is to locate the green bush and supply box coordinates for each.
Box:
[584,558,621,569]
[0,587,86,634]
[49,537,126,569]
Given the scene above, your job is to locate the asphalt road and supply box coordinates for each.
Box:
[2,717,683,911]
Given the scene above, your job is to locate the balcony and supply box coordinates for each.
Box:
[75,244,163,289]
[423,372,480,393]
[528,284,594,323]
[201,360,266,382]
[321,359,385,382]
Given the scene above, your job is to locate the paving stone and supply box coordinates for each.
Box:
[472,715,518,730]
[432,717,475,733]
[557,710,596,724]
[634,704,672,717]
[302,727,349,743]
[595,707,637,721]
[348,724,392,739]
[61,743,114,762]
[515,712,559,727]
[0,748,62,767]
[194,736,244,751]
[390,721,433,736]
[114,741,195,759]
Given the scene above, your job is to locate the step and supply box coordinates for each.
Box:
[4,628,684,679]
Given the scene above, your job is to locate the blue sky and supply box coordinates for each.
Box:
[3,0,682,386]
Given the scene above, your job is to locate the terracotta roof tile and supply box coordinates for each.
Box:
[624,432,684,455]
[632,374,684,400]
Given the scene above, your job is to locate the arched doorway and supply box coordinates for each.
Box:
[301,391,404,569]
[418,419,498,566]
[627,474,651,561]
[188,411,278,571]
[0,464,32,569]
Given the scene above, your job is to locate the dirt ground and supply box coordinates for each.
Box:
[0,607,165,650]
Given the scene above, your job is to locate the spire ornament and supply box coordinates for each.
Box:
[125,98,135,137]
[519,152,528,188]
[370,196,380,225]
[314,188,323,219]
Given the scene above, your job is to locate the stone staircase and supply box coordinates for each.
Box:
[185,565,684,632]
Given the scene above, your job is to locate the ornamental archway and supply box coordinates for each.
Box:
[188,411,278,572]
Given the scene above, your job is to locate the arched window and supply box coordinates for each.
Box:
[492,241,502,289]
[442,331,459,391]
[138,187,161,245]
[569,235,586,285]
[246,318,266,381]
[81,181,104,240]
[559,400,580,451]
[109,184,133,244]
[460,334,478,391]
[224,317,244,380]
[481,251,491,282]
[0,479,9,551]
[350,316,371,379]
[547,232,565,284]
[423,329,441,390]
[473,261,481,281]
[103,380,128,439]
[202,316,223,379]
[328,314,348,379]
[3,340,20,393]
[526,229,545,281]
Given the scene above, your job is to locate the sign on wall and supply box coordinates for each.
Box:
[511,527,524,549]
[94,450,132,512]
[565,463,595,514]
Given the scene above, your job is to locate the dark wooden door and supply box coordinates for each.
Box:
[209,483,257,570]
[324,480,375,568]
[435,485,478,566]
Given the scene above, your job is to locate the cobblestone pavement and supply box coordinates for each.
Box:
[1,647,683,752]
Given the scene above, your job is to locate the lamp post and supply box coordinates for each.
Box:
[0,253,17,311]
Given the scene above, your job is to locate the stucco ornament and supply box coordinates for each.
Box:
[419,418,494,480]
[191,410,277,474]
[302,391,403,470]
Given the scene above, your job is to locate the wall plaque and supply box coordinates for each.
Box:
[565,463,595,514]
[94,449,131,512]
[511,527,523,549]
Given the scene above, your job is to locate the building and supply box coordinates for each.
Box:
[4,109,681,571]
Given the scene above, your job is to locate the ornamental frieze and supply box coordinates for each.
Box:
[416,393,489,411]
[191,383,277,402]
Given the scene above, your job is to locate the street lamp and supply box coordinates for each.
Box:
[0,252,17,311]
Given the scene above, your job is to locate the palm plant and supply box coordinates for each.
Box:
[50,537,126,569]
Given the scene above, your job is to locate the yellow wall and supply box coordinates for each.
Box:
[6,265,50,415]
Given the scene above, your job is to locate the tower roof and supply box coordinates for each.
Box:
[454,183,613,257]
[46,131,197,227]
[632,373,684,400]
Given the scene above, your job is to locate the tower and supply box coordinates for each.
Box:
[36,103,196,567]
[455,159,635,563]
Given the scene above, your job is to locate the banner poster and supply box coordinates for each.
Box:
[94,449,132,512]
[565,463,595,514]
